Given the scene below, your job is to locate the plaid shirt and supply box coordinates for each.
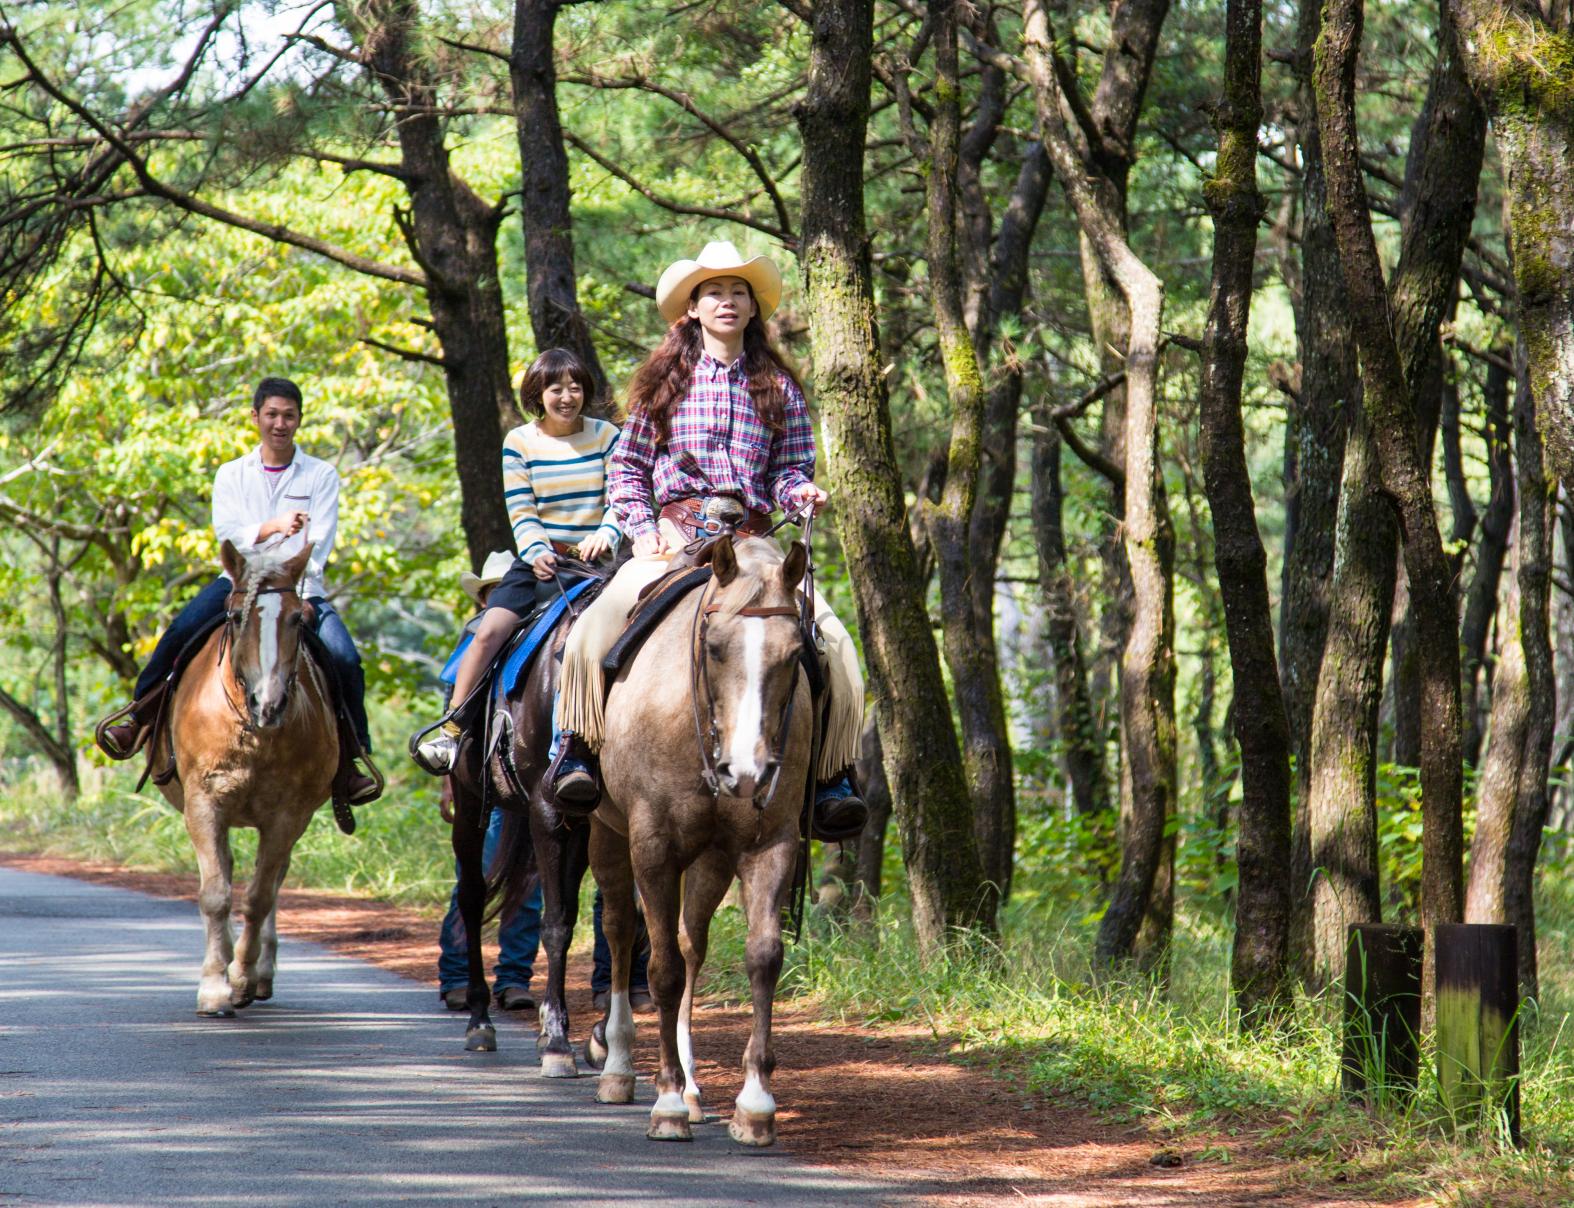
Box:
[608,353,815,538]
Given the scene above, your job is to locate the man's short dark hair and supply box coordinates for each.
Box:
[253,377,303,412]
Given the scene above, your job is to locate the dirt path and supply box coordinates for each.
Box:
[0,849,1417,1206]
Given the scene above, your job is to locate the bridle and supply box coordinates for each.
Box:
[690,503,818,808]
[219,582,305,729]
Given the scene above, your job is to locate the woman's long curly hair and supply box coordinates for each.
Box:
[626,287,803,443]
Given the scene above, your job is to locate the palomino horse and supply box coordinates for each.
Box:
[443,558,612,1064]
[592,534,813,1146]
[156,540,339,1015]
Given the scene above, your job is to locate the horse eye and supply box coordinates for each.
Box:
[706,640,726,662]
[287,613,303,627]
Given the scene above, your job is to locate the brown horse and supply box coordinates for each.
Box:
[591,534,812,1146]
[155,540,339,1015]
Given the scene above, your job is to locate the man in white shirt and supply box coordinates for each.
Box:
[97,378,380,806]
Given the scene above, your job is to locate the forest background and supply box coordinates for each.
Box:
[3,0,1574,1201]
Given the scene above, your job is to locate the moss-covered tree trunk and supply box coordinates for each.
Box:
[1450,3,1574,497]
[796,0,995,953]
[350,0,515,567]
[1315,0,1467,1013]
[1024,0,1176,970]
[1198,0,1292,1025]
[1283,0,1360,974]
[921,0,1016,901]
[509,0,610,404]
[1459,358,1514,765]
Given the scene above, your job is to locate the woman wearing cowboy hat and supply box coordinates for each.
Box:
[550,240,866,835]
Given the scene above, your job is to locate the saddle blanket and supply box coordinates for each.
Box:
[440,577,596,695]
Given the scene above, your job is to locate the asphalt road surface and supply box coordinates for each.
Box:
[0,865,913,1206]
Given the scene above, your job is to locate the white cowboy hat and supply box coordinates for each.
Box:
[459,549,516,609]
[654,240,783,324]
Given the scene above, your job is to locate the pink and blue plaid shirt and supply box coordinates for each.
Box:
[608,353,816,538]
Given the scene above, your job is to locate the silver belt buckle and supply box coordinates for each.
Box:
[701,496,745,528]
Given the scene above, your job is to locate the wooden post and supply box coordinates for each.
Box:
[1435,923,1521,1145]
[1341,924,1422,1101]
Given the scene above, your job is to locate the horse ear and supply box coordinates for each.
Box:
[284,541,314,587]
[782,541,807,592]
[712,535,738,586]
[220,540,245,584]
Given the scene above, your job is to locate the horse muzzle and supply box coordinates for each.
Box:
[246,690,289,730]
[715,757,778,802]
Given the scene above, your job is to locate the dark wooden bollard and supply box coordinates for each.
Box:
[1341,924,1422,1101]
[1435,923,1521,1146]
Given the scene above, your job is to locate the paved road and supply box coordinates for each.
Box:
[0,866,913,1206]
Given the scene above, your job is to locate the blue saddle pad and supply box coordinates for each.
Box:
[439,577,596,694]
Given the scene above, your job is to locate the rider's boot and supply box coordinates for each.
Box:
[412,720,462,777]
[810,771,867,842]
[545,718,600,810]
[95,683,168,761]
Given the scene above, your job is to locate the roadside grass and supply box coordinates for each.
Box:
[695,856,1574,1205]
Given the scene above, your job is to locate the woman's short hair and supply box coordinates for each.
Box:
[519,348,597,417]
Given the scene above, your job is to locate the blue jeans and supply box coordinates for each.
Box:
[438,807,541,992]
[134,577,371,752]
[591,888,649,995]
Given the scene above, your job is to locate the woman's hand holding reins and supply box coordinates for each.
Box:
[794,484,829,516]
[577,531,614,563]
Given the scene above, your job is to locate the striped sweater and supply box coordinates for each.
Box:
[502,418,622,563]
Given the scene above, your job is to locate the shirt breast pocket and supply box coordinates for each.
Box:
[284,493,311,505]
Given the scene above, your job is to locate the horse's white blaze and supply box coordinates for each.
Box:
[603,990,636,1077]
[255,594,284,711]
[735,1072,775,1116]
[724,617,767,778]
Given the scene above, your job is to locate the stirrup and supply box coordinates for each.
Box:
[545,733,601,815]
[412,731,460,777]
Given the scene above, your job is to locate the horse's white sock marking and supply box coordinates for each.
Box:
[724,618,767,779]
[736,1072,776,1116]
[653,1090,687,1115]
[603,990,636,1077]
[678,1005,699,1096]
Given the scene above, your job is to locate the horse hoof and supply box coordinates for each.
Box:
[196,1005,236,1018]
[254,982,274,1002]
[684,1091,705,1124]
[539,1051,578,1079]
[465,1025,497,1053]
[585,1023,608,1071]
[596,1073,635,1104]
[647,1111,693,1142]
[728,1109,777,1147]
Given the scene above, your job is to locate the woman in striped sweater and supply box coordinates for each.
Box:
[413,348,620,777]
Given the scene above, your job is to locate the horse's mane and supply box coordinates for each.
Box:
[710,538,783,618]
[234,549,297,618]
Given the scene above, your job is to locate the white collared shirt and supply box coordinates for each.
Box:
[211,446,340,598]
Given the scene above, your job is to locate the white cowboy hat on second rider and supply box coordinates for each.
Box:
[655,239,783,324]
[459,549,517,609]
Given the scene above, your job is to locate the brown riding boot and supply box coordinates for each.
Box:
[94,684,167,761]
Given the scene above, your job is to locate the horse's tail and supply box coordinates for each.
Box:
[485,808,540,928]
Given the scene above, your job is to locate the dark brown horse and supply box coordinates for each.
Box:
[443,563,606,1070]
[591,534,813,1145]
[156,540,339,1015]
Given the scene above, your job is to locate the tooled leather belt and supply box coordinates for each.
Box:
[659,496,771,544]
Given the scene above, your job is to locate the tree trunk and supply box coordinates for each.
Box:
[1315,0,1467,1010]
[353,0,516,567]
[1024,0,1176,969]
[922,0,1016,902]
[1283,0,1359,973]
[852,714,892,921]
[1469,347,1557,999]
[1306,413,1394,990]
[1198,0,1292,1025]
[1031,417,1109,817]
[1449,2,1574,498]
[509,0,611,405]
[1459,357,1515,765]
[796,0,995,953]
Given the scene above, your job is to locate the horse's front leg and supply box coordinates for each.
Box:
[452,788,495,1052]
[231,812,309,1008]
[633,854,689,1141]
[183,797,237,1016]
[590,815,639,1106]
[534,809,588,1078]
[677,848,735,1123]
[728,837,795,1147]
